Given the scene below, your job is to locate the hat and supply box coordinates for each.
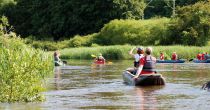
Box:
[98,53,102,56]
[137,47,143,51]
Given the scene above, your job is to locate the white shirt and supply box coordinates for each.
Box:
[134,54,144,62]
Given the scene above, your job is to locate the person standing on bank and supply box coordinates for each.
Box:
[133,47,156,79]
[129,47,144,68]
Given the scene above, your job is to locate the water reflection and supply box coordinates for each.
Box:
[54,67,62,90]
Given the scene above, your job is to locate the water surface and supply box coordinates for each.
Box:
[1,60,210,110]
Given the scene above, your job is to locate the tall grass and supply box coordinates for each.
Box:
[0,33,53,102]
[60,45,210,60]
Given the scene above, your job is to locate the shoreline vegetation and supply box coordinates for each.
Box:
[0,17,53,102]
[60,45,210,60]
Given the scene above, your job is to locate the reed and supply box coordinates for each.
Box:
[60,45,210,60]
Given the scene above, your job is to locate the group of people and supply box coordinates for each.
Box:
[129,47,156,79]
[196,52,209,60]
[159,52,178,60]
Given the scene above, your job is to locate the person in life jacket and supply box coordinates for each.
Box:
[204,52,209,60]
[129,47,144,68]
[171,52,178,60]
[201,52,206,60]
[95,53,105,63]
[133,47,156,79]
[197,52,202,60]
[160,52,164,60]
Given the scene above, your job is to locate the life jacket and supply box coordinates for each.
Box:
[160,54,164,60]
[142,56,156,72]
[172,54,177,60]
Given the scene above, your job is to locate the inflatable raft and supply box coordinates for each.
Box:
[157,59,185,63]
[193,59,210,63]
[122,70,165,86]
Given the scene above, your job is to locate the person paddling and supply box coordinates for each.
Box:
[54,50,67,66]
[94,53,105,63]
[197,52,202,60]
[160,52,164,60]
[133,47,156,79]
[129,47,144,68]
[171,52,178,60]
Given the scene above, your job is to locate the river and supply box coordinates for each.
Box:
[1,60,210,110]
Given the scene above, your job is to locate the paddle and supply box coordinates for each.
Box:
[189,59,194,62]
[62,60,67,65]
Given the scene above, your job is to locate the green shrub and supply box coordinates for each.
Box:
[0,17,53,102]
[94,18,170,45]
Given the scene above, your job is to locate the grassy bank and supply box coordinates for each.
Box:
[60,45,210,60]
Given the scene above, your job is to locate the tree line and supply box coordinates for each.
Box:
[0,0,207,41]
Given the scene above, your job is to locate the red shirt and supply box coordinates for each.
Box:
[171,54,177,60]
[139,56,156,75]
[201,54,205,60]
[197,54,202,60]
[160,54,164,60]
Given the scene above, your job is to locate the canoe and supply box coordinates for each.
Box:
[193,59,210,63]
[94,60,105,64]
[122,70,165,86]
[157,59,185,63]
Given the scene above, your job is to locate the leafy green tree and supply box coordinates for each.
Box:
[166,1,210,46]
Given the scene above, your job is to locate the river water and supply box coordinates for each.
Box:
[1,60,210,110]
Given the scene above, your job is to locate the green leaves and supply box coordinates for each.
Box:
[0,19,53,102]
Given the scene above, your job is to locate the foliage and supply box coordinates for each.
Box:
[0,16,53,102]
[166,1,210,46]
[60,45,210,60]
[94,18,170,45]
[0,0,149,40]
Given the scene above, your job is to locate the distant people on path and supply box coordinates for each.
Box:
[171,52,178,60]
[160,52,164,60]
[134,47,156,79]
[129,47,144,68]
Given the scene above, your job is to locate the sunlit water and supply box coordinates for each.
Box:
[1,60,210,110]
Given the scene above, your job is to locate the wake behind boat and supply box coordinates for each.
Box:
[157,59,185,63]
[122,70,165,86]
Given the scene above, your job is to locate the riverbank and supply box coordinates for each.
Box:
[60,45,210,60]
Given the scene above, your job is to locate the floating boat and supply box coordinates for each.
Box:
[193,59,210,63]
[156,59,185,63]
[94,60,105,64]
[122,70,165,86]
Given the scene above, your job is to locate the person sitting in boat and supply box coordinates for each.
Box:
[197,52,202,60]
[54,51,67,66]
[94,53,105,63]
[204,52,209,60]
[160,52,164,60]
[129,47,144,68]
[133,47,156,79]
[201,52,207,60]
[171,52,178,60]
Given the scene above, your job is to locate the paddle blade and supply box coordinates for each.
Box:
[189,59,194,62]
[91,54,96,58]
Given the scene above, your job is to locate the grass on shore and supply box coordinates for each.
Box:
[60,45,210,60]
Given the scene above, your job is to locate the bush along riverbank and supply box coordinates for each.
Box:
[60,45,210,60]
[0,33,53,102]
[0,17,53,102]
